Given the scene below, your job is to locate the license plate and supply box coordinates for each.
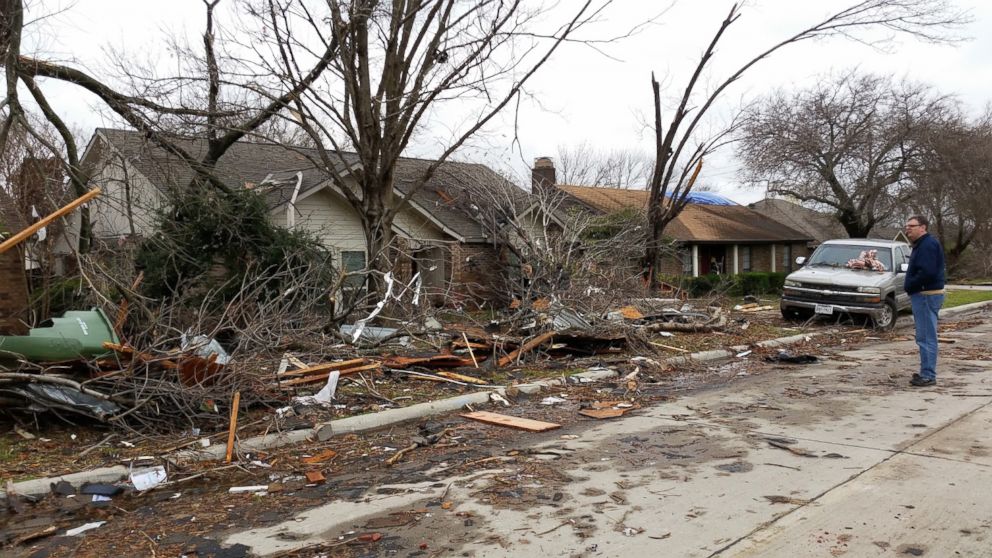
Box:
[814,304,834,315]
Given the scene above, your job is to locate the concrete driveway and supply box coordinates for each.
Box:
[227,317,992,557]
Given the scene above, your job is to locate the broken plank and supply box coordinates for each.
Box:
[579,408,627,419]
[278,363,382,387]
[648,341,689,353]
[277,358,369,377]
[460,411,560,432]
[497,331,557,368]
[435,371,489,385]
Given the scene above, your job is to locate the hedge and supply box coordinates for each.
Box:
[666,272,787,297]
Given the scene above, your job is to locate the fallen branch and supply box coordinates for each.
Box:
[497,330,557,368]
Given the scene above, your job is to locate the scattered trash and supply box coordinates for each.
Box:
[578,401,640,420]
[489,392,511,407]
[541,396,567,406]
[767,438,819,457]
[0,383,122,421]
[13,426,35,440]
[79,483,123,497]
[461,411,560,432]
[51,480,76,497]
[305,471,326,484]
[130,466,167,491]
[292,370,340,406]
[228,485,268,494]
[65,521,106,536]
[180,333,232,365]
[764,351,819,365]
[301,449,338,464]
[735,350,752,358]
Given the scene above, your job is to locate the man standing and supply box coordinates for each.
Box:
[904,215,946,387]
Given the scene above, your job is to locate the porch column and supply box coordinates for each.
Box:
[692,245,699,277]
[771,244,777,273]
[733,245,739,274]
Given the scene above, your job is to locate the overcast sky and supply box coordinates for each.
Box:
[22,0,992,204]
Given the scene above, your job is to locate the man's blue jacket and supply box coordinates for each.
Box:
[904,233,946,295]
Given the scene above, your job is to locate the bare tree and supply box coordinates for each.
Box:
[739,72,955,238]
[456,168,649,312]
[555,142,653,189]
[1,0,340,252]
[641,0,968,288]
[264,0,624,294]
[906,108,992,272]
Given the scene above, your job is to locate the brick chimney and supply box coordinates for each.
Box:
[531,156,556,194]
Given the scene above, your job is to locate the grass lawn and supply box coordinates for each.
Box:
[944,289,992,308]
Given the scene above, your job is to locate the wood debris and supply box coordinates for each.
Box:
[461,411,561,432]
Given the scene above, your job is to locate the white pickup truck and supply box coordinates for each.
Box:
[780,239,912,329]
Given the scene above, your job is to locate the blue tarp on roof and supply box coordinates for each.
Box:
[666,191,738,206]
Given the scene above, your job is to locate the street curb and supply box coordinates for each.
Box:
[4,466,129,501]
[10,301,991,499]
[939,299,992,317]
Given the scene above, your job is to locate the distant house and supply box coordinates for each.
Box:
[79,129,511,300]
[531,158,813,277]
[0,217,30,334]
[748,198,909,247]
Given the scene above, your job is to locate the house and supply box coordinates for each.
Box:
[79,129,509,300]
[531,158,814,277]
[748,197,909,247]
[0,219,30,334]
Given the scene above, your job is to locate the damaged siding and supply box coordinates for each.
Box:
[88,155,163,240]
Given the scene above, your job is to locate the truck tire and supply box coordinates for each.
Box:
[872,298,898,330]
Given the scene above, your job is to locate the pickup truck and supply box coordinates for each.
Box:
[780,239,912,329]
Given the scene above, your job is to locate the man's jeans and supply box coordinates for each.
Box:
[911,293,945,381]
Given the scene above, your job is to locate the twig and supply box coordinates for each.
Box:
[78,433,116,458]
[386,443,419,466]
[534,520,573,536]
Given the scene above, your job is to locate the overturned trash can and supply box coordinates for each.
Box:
[0,308,120,362]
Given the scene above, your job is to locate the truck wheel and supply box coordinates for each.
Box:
[872,298,898,330]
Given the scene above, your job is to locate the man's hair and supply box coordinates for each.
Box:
[908,214,929,228]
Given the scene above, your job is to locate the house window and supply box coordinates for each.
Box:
[782,244,792,272]
[340,250,367,291]
[742,246,752,272]
[681,249,692,274]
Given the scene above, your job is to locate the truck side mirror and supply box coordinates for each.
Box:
[899,263,908,273]
[795,256,806,267]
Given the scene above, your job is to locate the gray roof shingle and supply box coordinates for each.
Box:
[91,129,511,242]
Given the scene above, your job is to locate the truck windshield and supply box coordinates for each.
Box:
[806,245,893,270]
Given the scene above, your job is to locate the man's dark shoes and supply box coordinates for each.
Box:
[910,376,936,387]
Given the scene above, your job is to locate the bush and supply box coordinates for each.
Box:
[736,272,787,295]
[135,187,329,301]
[663,271,787,297]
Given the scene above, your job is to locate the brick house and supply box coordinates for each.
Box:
[78,129,508,301]
[0,202,29,334]
[531,158,813,277]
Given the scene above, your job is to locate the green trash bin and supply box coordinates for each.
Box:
[0,308,120,362]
